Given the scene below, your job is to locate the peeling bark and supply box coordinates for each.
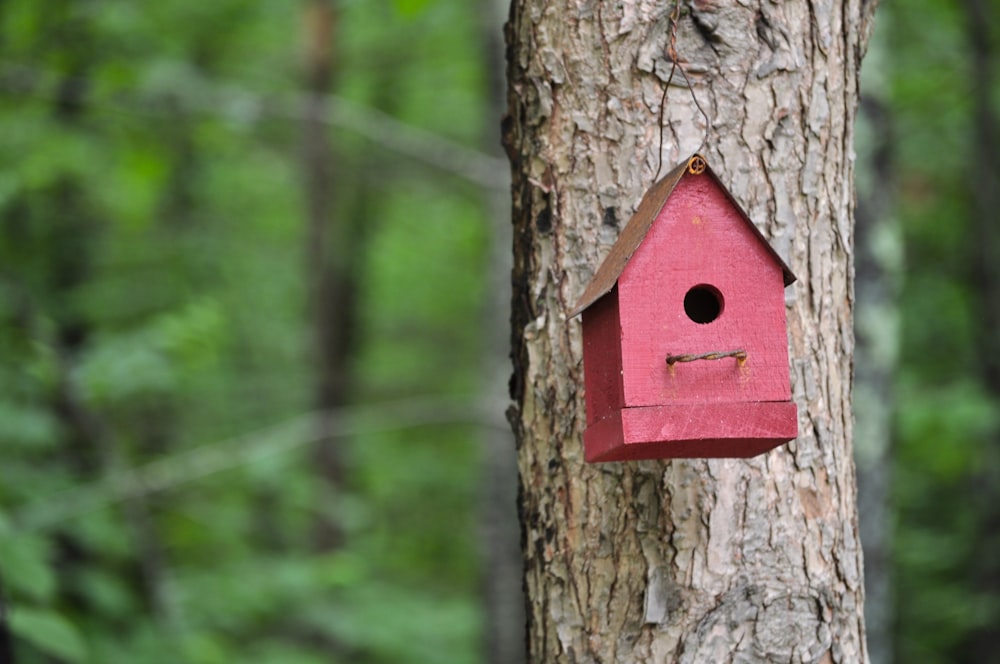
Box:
[504,1,877,661]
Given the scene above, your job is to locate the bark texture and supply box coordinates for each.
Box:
[504,1,877,662]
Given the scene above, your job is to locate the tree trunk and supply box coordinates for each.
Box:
[504,2,876,661]
[478,0,526,662]
[964,0,1000,658]
[853,29,897,664]
[301,0,357,551]
[0,579,11,664]
[854,92,898,664]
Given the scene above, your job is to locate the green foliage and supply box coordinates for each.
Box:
[9,608,88,663]
[0,529,56,603]
[883,0,1000,659]
[0,0,492,661]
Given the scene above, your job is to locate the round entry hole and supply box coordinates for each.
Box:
[684,285,723,324]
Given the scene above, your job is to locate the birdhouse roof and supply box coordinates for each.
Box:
[569,154,796,317]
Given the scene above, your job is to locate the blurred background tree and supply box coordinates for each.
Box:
[0,0,997,663]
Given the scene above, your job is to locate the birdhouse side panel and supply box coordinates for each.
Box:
[581,287,625,425]
[617,174,793,408]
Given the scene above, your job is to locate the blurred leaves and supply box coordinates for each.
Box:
[0,531,56,603]
[897,380,998,483]
[883,0,1000,660]
[0,0,492,662]
[9,608,88,663]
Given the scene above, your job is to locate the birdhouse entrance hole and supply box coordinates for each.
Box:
[684,284,723,324]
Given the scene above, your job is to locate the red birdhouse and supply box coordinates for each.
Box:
[570,155,798,462]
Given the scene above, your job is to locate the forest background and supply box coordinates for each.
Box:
[0,1,997,663]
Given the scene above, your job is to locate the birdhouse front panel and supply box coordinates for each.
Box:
[616,172,792,408]
[572,155,798,462]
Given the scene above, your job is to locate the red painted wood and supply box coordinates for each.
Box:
[584,401,797,462]
[617,173,791,407]
[581,287,624,425]
[577,162,797,461]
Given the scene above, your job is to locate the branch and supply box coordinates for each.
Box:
[285,92,509,190]
[0,63,510,190]
[14,396,506,530]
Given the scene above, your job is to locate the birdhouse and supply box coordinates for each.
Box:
[570,155,798,462]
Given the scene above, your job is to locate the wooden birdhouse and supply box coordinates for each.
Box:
[570,155,798,462]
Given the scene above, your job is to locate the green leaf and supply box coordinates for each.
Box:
[74,332,176,406]
[0,534,56,602]
[74,568,137,619]
[0,401,59,451]
[10,607,88,663]
[392,0,432,18]
[154,297,226,368]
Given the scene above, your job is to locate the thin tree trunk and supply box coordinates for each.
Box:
[478,0,525,661]
[965,0,1000,659]
[48,63,184,641]
[301,0,355,551]
[504,2,876,661]
[854,92,898,664]
[0,582,11,664]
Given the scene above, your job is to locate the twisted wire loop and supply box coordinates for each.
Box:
[665,349,748,366]
[687,154,706,174]
[654,0,713,181]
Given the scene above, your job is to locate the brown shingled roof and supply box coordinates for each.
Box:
[568,154,796,318]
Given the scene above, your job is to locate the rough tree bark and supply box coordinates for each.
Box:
[504,1,877,661]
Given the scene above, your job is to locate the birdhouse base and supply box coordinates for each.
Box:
[584,401,797,462]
